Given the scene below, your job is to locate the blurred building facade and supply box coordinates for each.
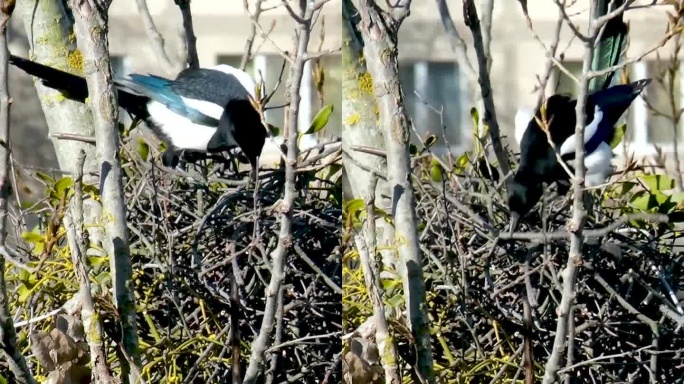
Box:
[398,0,680,168]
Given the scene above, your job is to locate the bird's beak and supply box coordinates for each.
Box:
[509,212,520,236]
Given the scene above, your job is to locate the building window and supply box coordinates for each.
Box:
[398,61,466,150]
[632,60,681,149]
[216,53,343,140]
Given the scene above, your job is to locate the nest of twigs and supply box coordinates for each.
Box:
[342,146,684,382]
[408,150,684,382]
[113,144,342,382]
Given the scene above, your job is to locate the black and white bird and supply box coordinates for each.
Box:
[9,55,266,173]
[508,79,651,232]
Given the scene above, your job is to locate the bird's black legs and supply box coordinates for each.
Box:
[161,148,182,169]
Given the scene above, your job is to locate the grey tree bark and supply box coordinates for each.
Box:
[67,1,141,383]
[14,0,105,253]
[341,0,395,274]
[0,2,37,383]
[354,1,436,382]
[342,2,400,382]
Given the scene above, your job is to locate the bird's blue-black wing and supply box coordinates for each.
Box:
[118,74,219,127]
[169,68,252,107]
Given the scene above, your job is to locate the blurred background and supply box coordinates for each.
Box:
[394,0,678,167]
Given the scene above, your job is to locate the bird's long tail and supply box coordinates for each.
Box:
[589,0,629,93]
[9,54,147,116]
[9,54,90,101]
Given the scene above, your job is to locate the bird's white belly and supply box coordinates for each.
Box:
[147,101,217,151]
[583,142,613,187]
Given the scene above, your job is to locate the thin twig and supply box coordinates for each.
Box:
[175,0,199,69]
[0,2,36,382]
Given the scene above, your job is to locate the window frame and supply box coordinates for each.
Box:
[400,60,471,155]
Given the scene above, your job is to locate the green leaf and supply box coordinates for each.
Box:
[87,256,106,268]
[629,190,651,211]
[344,199,366,219]
[322,164,342,181]
[35,171,54,185]
[424,135,437,148]
[382,278,401,293]
[470,107,479,129]
[267,124,280,137]
[387,293,403,307]
[619,181,637,196]
[640,175,675,191]
[453,152,470,172]
[430,159,444,182]
[304,104,334,135]
[138,138,150,161]
[671,192,684,204]
[94,272,111,285]
[82,184,100,198]
[21,231,44,245]
[54,177,74,198]
[409,143,418,156]
[609,123,627,149]
[17,285,31,303]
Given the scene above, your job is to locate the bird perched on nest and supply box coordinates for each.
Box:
[9,55,266,175]
[507,0,649,232]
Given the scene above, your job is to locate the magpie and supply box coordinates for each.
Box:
[507,0,645,233]
[508,79,650,232]
[9,55,266,173]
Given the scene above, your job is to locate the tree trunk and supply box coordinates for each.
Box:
[14,0,105,253]
[354,1,436,382]
[341,0,396,275]
[67,1,141,382]
[342,2,401,383]
[0,3,37,383]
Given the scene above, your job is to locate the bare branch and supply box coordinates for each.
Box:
[354,172,400,383]
[135,0,175,74]
[0,2,37,383]
[65,150,115,383]
[541,1,597,381]
[241,0,264,71]
[433,0,478,86]
[463,0,511,179]
[175,0,199,69]
[480,0,494,70]
[243,1,318,381]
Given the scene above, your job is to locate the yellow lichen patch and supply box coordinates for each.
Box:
[344,112,360,126]
[373,103,380,116]
[357,71,374,94]
[41,92,68,107]
[67,49,84,75]
[347,89,359,100]
[68,31,77,45]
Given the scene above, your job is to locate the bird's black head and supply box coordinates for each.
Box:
[507,173,542,233]
[219,99,267,169]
